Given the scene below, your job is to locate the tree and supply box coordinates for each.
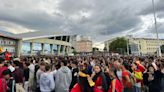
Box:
[72,50,77,55]
[109,37,127,54]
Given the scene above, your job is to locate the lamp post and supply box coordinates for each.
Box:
[152,0,162,57]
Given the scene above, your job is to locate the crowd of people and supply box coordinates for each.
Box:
[0,55,164,92]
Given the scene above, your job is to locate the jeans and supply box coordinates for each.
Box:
[134,86,141,92]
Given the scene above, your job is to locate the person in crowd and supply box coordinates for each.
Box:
[122,61,134,92]
[104,66,112,91]
[71,63,94,92]
[40,64,55,92]
[70,61,79,90]
[28,60,35,91]
[113,60,123,82]
[131,60,145,92]
[92,65,108,92]
[1,54,164,92]
[55,60,72,92]
[12,60,25,92]
[107,66,123,92]
[0,69,11,92]
[33,60,40,91]
[0,57,8,78]
[36,62,46,92]
[23,61,30,92]
[143,64,163,92]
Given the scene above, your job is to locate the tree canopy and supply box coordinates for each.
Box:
[109,37,127,54]
[161,45,164,53]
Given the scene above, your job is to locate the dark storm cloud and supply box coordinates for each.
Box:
[148,23,164,33]
[0,0,162,42]
[139,0,164,17]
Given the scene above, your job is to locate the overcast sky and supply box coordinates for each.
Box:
[0,0,164,48]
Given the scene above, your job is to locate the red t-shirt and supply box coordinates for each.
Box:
[122,70,131,88]
[0,78,7,92]
[94,76,104,92]
[108,79,123,92]
[71,83,81,92]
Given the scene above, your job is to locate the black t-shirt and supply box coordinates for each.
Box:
[24,68,29,81]
[70,68,79,89]
[143,70,163,92]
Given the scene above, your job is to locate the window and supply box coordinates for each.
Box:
[21,42,30,54]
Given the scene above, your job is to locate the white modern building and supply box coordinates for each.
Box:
[0,31,77,57]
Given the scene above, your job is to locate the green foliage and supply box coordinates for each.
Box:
[161,45,164,53]
[72,50,77,55]
[109,37,127,54]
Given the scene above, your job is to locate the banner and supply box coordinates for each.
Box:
[0,47,3,53]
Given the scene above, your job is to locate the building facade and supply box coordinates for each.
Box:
[105,37,164,55]
[20,35,74,56]
[0,35,19,56]
[128,38,164,55]
[75,40,92,53]
[1,31,77,57]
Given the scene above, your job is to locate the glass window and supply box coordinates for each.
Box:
[44,44,51,54]
[21,42,30,54]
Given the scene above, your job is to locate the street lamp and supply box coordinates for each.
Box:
[152,0,162,57]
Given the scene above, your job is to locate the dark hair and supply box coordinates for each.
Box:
[61,60,67,66]
[40,62,46,66]
[45,64,51,71]
[2,69,11,75]
[147,65,155,72]
[24,61,30,67]
[30,60,33,63]
[0,57,5,64]
[109,66,121,81]
[123,61,130,70]
[13,60,20,66]
[94,64,102,71]
[72,61,78,66]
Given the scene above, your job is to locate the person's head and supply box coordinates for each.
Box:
[79,62,87,71]
[45,64,51,72]
[122,61,130,70]
[71,61,78,68]
[55,63,61,70]
[131,63,137,70]
[40,62,46,71]
[61,60,67,66]
[0,57,5,67]
[30,60,34,64]
[2,69,11,80]
[94,65,102,73]
[148,65,155,73]
[13,60,20,67]
[113,60,121,69]
[23,61,30,68]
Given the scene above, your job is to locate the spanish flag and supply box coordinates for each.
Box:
[0,47,3,53]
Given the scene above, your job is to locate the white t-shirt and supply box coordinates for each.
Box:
[116,70,122,81]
